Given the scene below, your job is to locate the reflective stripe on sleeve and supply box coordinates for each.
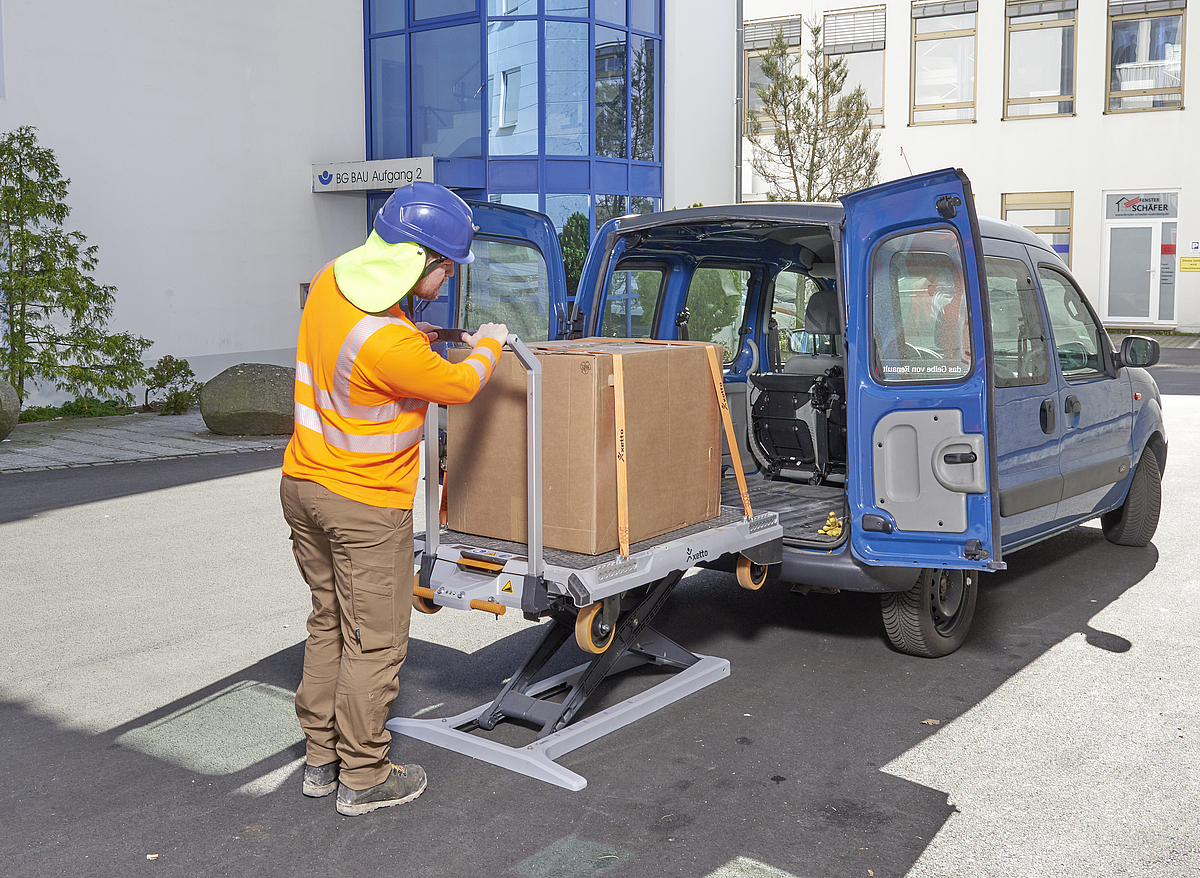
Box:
[465,356,488,384]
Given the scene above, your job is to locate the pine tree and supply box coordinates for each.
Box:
[746,23,880,202]
[0,126,151,401]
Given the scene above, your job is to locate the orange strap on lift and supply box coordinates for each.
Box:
[439,467,449,526]
[610,352,631,557]
[701,343,753,520]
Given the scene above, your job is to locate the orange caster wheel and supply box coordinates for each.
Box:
[736,555,768,590]
[574,601,615,654]
[412,572,441,614]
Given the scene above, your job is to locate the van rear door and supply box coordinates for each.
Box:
[841,168,1002,571]
[453,201,570,342]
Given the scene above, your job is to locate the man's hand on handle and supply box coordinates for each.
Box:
[466,323,509,349]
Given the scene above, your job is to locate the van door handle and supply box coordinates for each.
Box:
[1040,399,1056,434]
[1065,395,1082,415]
[943,451,977,465]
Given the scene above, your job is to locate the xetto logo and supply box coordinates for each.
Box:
[318,171,333,185]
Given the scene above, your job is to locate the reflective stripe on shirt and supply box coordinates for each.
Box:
[293,400,425,454]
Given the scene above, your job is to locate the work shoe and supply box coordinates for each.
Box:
[336,763,427,816]
[302,760,340,798]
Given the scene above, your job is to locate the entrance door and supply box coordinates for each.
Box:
[1101,191,1179,325]
[1105,224,1156,320]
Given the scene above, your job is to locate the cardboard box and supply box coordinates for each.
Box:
[446,338,722,555]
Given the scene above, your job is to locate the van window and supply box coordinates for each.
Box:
[772,270,835,363]
[459,239,551,341]
[600,267,664,338]
[1037,266,1105,378]
[870,228,972,383]
[984,256,1051,388]
[685,267,752,363]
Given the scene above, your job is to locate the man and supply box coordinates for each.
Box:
[280,181,507,816]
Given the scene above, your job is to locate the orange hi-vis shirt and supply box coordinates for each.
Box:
[283,263,501,509]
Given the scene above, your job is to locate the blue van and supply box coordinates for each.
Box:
[435,168,1166,657]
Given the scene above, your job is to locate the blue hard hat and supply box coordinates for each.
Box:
[373,181,476,264]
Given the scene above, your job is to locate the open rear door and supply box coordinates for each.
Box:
[842,169,1002,572]
[454,201,570,341]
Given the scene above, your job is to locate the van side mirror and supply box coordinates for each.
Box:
[1114,335,1160,369]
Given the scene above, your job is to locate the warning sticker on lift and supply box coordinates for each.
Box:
[501,580,514,593]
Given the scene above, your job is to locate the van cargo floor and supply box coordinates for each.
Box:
[723,477,845,543]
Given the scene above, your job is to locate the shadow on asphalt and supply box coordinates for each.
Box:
[1,521,1158,878]
[0,449,285,524]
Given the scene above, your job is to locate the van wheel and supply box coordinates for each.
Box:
[1101,448,1161,547]
[882,568,977,658]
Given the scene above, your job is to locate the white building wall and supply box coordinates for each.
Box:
[0,1,365,402]
[744,0,1200,332]
[664,0,739,210]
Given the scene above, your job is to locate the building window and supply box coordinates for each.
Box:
[414,0,476,20]
[631,0,661,33]
[911,1,977,125]
[597,0,626,27]
[488,0,534,14]
[371,0,406,33]
[595,27,628,158]
[825,6,885,127]
[1002,191,1073,267]
[546,0,588,16]
[370,34,408,160]
[366,1,663,234]
[630,34,658,162]
[545,21,590,155]
[500,68,521,127]
[1004,1,1076,119]
[411,24,483,159]
[744,18,803,133]
[596,194,626,232]
[593,26,661,162]
[488,18,537,155]
[1107,1,1186,112]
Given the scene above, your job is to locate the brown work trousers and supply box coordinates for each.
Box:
[280,474,413,790]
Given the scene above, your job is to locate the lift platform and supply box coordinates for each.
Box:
[385,336,782,791]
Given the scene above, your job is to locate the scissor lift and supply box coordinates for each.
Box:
[386,336,782,791]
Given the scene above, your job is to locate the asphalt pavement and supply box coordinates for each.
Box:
[0,350,1196,878]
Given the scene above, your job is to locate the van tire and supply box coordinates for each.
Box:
[1101,448,1161,548]
[882,568,977,658]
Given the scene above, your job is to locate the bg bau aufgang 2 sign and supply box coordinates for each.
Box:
[312,158,435,193]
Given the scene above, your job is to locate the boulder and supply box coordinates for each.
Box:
[0,377,18,442]
[199,363,294,436]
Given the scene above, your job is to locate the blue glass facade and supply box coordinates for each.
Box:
[364,0,663,238]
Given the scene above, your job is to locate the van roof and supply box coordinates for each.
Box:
[614,202,1061,263]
